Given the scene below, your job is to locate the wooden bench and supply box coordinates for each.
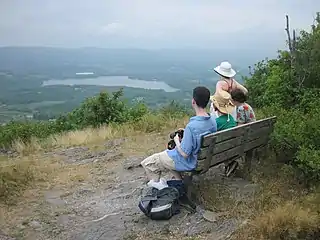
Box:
[183,116,277,203]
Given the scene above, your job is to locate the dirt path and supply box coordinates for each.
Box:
[1,135,257,240]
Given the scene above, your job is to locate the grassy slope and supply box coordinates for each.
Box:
[0,114,319,239]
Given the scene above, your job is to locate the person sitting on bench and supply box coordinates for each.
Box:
[231,89,256,125]
[211,92,238,176]
[141,86,217,190]
[210,91,237,131]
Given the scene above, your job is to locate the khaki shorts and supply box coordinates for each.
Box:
[141,151,181,180]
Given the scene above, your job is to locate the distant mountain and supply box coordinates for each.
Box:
[0,47,275,76]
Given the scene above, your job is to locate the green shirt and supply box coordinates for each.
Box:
[216,114,237,131]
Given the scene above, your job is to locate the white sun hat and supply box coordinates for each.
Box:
[214,61,236,78]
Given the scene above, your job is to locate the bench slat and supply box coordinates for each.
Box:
[247,126,274,141]
[197,145,243,170]
[246,117,276,131]
[244,136,270,152]
[198,136,243,160]
[195,116,277,172]
[201,127,245,147]
[201,116,276,147]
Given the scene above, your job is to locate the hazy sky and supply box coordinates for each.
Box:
[1,0,319,49]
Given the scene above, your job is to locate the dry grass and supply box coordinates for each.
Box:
[233,193,320,240]
[197,159,320,240]
[0,155,62,205]
[11,114,189,155]
[0,156,35,204]
[0,115,188,205]
[0,121,185,239]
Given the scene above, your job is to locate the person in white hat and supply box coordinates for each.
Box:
[210,61,248,120]
[213,61,248,95]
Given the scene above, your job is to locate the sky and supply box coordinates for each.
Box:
[0,0,319,50]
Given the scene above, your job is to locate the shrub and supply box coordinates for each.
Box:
[245,13,320,183]
[0,89,188,149]
[0,121,57,148]
[158,100,191,118]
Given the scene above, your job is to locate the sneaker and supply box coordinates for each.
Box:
[147,179,168,190]
[159,178,168,185]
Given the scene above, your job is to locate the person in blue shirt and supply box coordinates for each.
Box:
[141,86,217,190]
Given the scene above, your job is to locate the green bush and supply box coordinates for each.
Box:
[0,121,57,147]
[0,89,188,148]
[158,100,191,118]
[246,13,320,183]
[0,89,150,148]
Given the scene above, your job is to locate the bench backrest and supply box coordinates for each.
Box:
[196,116,277,173]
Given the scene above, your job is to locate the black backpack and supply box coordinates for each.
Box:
[138,186,181,220]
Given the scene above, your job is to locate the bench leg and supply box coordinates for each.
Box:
[244,149,255,178]
[258,144,268,161]
[182,174,197,211]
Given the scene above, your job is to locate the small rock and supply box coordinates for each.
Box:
[17,224,26,230]
[77,188,95,196]
[202,210,218,222]
[44,190,65,206]
[29,220,42,229]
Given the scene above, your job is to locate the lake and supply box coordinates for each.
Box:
[42,76,179,92]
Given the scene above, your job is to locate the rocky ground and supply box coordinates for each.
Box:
[1,134,257,240]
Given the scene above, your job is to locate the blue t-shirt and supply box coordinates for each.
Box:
[166,115,217,171]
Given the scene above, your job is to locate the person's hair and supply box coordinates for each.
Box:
[231,89,247,103]
[193,86,210,108]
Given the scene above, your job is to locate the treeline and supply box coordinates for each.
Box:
[245,13,320,183]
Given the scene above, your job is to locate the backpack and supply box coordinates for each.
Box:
[138,186,181,220]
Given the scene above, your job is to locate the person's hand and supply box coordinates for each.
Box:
[174,134,180,145]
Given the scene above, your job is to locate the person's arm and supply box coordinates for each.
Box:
[215,81,229,95]
[234,80,248,95]
[246,105,256,122]
[236,106,247,125]
[174,126,193,159]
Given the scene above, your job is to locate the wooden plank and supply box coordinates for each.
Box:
[198,130,272,163]
[244,136,270,152]
[246,117,276,131]
[198,137,243,160]
[197,145,243,170]
[247,126,274,141]
[203,137,216,172]
[196,116,277,171]
[201,127,245,147]
[209,145,243,167]
[248,116,276,126]
[201,116,276,147]
[248,124,273,134]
